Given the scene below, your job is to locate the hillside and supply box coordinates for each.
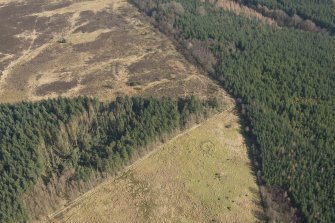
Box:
[2,0,333,222]
[0,0,225,102]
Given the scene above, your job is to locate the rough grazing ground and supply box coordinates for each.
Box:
[0,0,225,102]
[49,108,264,223]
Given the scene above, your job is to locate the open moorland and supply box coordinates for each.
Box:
[0,0,226,102]
[49,108,263,223]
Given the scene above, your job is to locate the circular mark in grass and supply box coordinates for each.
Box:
[200,141,215,156]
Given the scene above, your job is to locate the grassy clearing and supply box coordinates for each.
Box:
[50,109,263,223]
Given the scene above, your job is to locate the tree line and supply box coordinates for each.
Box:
[131,0,335,222]
[0,96,219,222]
[237,0,335,33]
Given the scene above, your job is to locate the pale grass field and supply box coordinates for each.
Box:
[49,109,263,223]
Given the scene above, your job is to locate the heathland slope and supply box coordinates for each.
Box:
[0,0,225,102]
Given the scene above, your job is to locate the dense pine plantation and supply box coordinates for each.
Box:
[237,0,335,33]
[0,96,217,222]
[132,0,335,222]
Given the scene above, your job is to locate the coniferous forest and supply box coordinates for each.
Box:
[237,0,335,33]
[0,96,218,222]
[132,0,335,222]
